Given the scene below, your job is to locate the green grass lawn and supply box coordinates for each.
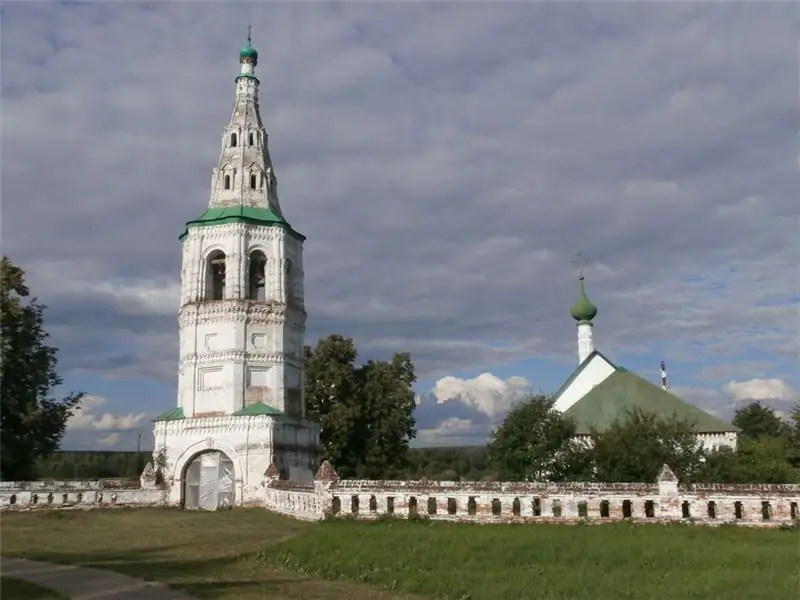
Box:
[258,517,800,600]
[0,508,419,600]
[2,509,797,600]
[1,577,67,599]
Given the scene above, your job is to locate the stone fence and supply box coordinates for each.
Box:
[0,463,166,511]
[264,462,800,527]
[3,460,799,527]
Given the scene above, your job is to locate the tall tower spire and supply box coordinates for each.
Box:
[570,253,598,365]
[204,31,284,218]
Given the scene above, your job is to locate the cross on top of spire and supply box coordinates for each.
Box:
[572,252,588,280]
[247,23,252,44]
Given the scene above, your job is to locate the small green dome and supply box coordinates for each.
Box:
[570,276,598,322]
[239,41,258,63]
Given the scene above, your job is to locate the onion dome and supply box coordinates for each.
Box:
[239,39,258,65]
[570,275,598,323]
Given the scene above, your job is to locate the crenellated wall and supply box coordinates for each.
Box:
[264,461,800,528]
[0,473,166,511]
[3,460,799,528]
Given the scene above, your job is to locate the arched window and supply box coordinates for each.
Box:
[250,173,257,189]
[206,250,226,301]
[224,174,231,190]
[248,132,254,146]
[230,132,237,147]
[248,251,266,301]
[284,259,294,302]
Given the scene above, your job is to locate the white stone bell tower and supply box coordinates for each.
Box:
[154,32,319,508]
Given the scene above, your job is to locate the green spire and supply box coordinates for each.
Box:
[570,274,598,323]
[239,25,258,64]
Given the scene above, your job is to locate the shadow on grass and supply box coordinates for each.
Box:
[2,546,312,599]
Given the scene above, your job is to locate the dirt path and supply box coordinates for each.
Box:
[0,557,197,600]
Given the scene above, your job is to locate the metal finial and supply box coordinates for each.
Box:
[571,252,588,280]
[247,24,252,44]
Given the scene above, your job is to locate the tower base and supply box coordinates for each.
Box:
[154,413,319,508]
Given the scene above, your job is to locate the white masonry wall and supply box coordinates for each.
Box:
[177,222,305,418]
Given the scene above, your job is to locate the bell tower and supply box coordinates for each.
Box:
[176,31,307,419]
[154,32,319,506]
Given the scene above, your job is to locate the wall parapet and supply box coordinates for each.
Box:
[282,461,800,527]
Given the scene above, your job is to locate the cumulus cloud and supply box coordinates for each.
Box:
[2,2,798,420]
[432,373,531,418]
[414,373,532,446]
[67,395,149,431]
[723,378,797,404]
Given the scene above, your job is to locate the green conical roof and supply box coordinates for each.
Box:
[570,275,597,322]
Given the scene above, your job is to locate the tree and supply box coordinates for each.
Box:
[731,402,787,440]
[487,394,588,481]
[785,403,800,468]
[699,437,799,484]
[587,409,707,483]
[1,257,83,480]
[304,334,417,479]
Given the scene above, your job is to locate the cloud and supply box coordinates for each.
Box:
[723,378,797,404]
[414,373,532,446]
[432,373,531,419]
[67,395,149,431]
[97,433,122,448]
[2,2,798,429]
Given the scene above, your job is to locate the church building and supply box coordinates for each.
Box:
[152,34,319,509]
[552,272,739,451]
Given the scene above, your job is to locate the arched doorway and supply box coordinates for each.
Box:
[183,451,235,510]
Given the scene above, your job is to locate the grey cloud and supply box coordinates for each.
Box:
[2,2,797,392]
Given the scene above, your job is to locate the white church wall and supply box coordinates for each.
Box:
[552,354,615,413]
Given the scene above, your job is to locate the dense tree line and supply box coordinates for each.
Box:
[486,395,800,484]
[35,451,150,480]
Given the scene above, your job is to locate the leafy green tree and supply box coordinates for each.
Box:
[700,437,799,484]
[304,334,417,479]
[785,403,800,468]
[588,409,706,483]
[487,394,587,481]
[732,402,787,439]
[0,257,83,480]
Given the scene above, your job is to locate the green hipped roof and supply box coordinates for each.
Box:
[232,402,284,416]
[562,367,738,435]
[179,206,305,241]
[152,407,185,422]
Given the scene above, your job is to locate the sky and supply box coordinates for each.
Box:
[2,1,798,452]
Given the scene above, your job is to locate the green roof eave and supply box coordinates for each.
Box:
[179,206,305,242]
[232,402,284,416]
[153,407,185,422]
[562,369,739,435]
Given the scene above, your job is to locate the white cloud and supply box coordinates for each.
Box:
[432,373,531,418]
[723,378,797,403]
[96,433,121,448]
[67,395,149,431]
[416,417,483,447]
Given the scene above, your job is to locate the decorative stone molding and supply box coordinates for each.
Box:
[180,350,289,365]
[314,460,340,484]
[657,464,678,482]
